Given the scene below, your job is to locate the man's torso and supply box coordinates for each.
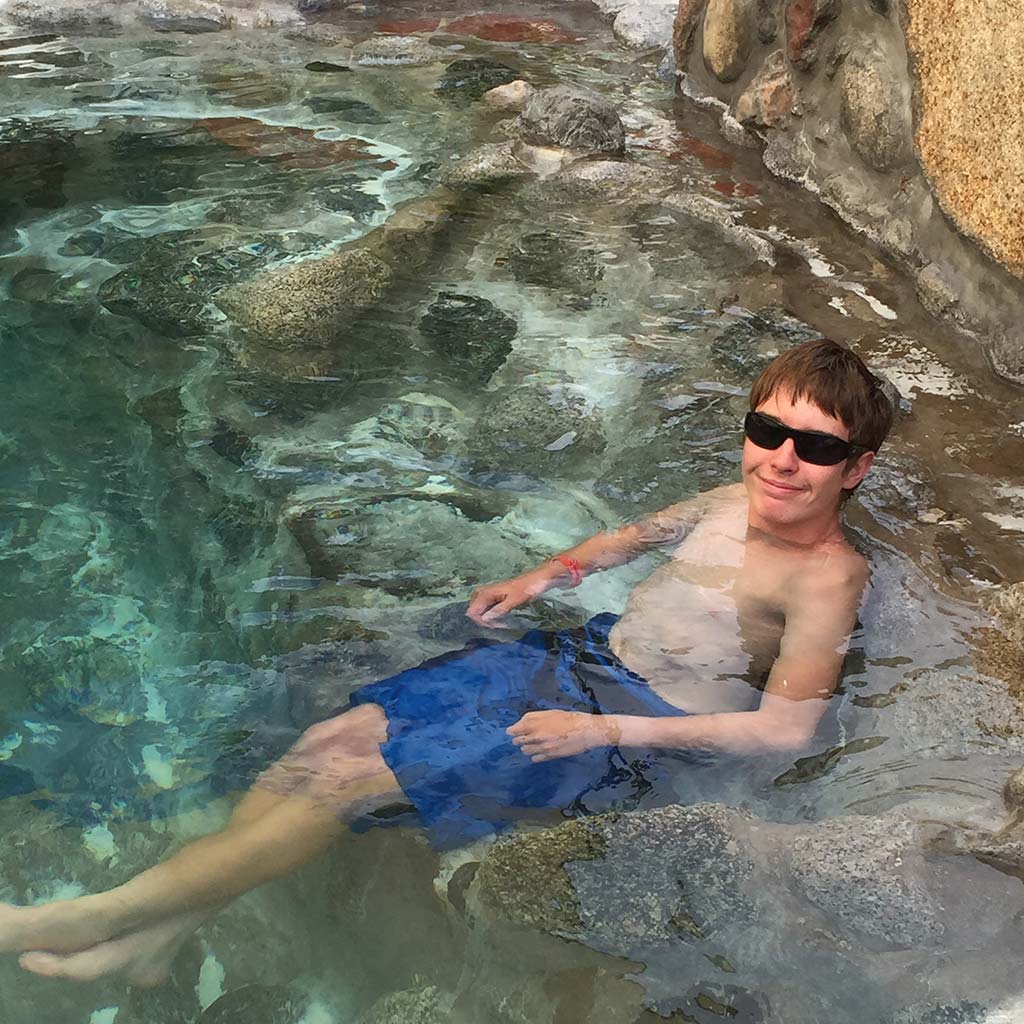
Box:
[608,485,861,713]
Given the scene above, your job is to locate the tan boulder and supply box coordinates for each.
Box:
[703,0,754,83]
[906,0,1024,277]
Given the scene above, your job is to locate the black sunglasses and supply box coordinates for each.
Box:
[743,412,871,467]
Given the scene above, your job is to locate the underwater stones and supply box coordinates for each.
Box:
[513,85,625,156]
[377,17,441,35]
[301,96,385,123]
[703,0,754,83]
[735,50,797,129]
[881,670,1024,758]
[309,177,385,219]
[419,292,517,382]
[352,34,441,67]
[100,233,318,337]
[286,494,527,595]
[709,308,816,382]
[443,13,578,45]
[785,0,840,71]
[503,230,604,299]
[138,0,228,33]
[439,141,530,190]
[0,762,37,799]
[471,804,757,942]
[217,247,393,352]
[468,380,606,472]
[435,58,520,104]
[888,1003,991,1024]
[373,392,466,459]
[304,60,351,74]
[361,192,457,274]
[357,986,450,1024]
[473,819,606,932]
[840,48,912,171]
[0,119,75,216]
[787,814,946,947]
[197,984,308,1024]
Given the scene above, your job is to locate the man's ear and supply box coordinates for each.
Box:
[842,450,874,490]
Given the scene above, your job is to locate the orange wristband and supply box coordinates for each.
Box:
[553,554,583,587]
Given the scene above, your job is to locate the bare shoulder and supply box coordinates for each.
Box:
[796,542,870,614]
[633,482,745,547]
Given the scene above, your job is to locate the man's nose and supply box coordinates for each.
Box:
[771,438,800,471]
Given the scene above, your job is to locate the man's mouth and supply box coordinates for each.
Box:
[760,476,802,495]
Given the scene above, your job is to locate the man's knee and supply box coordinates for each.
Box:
[295,704,388,758]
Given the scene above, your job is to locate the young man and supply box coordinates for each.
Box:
[0,338,892,985]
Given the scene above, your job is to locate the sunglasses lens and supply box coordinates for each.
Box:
[743,413,785,450]
[794,435,849,466]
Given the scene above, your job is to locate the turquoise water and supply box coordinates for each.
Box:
[4,6,1024,1023]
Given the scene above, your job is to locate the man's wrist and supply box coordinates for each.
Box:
[598,714,623,747]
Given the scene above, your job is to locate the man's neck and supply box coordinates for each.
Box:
[745,508,845,550]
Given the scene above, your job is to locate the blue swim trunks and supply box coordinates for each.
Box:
[350,612,701,850]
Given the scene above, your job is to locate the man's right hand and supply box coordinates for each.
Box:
[466,568,559,628]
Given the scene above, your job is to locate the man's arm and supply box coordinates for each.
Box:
[466,491,714,627]
[508,558,868,757]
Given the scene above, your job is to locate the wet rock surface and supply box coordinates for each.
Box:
[419,292,518,382]
[469,380,606,473]
[513,84,625,155]
[503,229,605,300]
[435,58,520,104]
[217,246,393,354]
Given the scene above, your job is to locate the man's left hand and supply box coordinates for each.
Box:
[507,710,620,762]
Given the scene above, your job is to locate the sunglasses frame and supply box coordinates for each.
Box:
[743,411,872,467]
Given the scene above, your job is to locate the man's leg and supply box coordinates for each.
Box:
[1,704,399,975]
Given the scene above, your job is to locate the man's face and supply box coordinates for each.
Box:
[742,389,874,535]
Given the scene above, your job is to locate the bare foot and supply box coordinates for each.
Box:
[0,898,117,956]
[18,910,207,986]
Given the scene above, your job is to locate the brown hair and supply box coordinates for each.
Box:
[748,338,894,452]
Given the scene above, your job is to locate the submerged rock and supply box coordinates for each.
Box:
[357,986,450,1024]
[440,141,530,190]
[286,492,528,596]
[419,292,518,382]
[197,984,308,1023]
[443,13,578,44]
[352,34,441,67]
[217,247,393,351]
[100,233,323,337]
[513,85,625,155]
[503,229,605,300]
[436,58,520,104]
[302,96,386,123]
[468,379,606,472]
[0,119,76,220]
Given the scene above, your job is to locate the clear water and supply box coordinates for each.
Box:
[4,5,1024,1022]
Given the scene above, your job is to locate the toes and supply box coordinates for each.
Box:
[19,951,74,979]
[20,946,114,983]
